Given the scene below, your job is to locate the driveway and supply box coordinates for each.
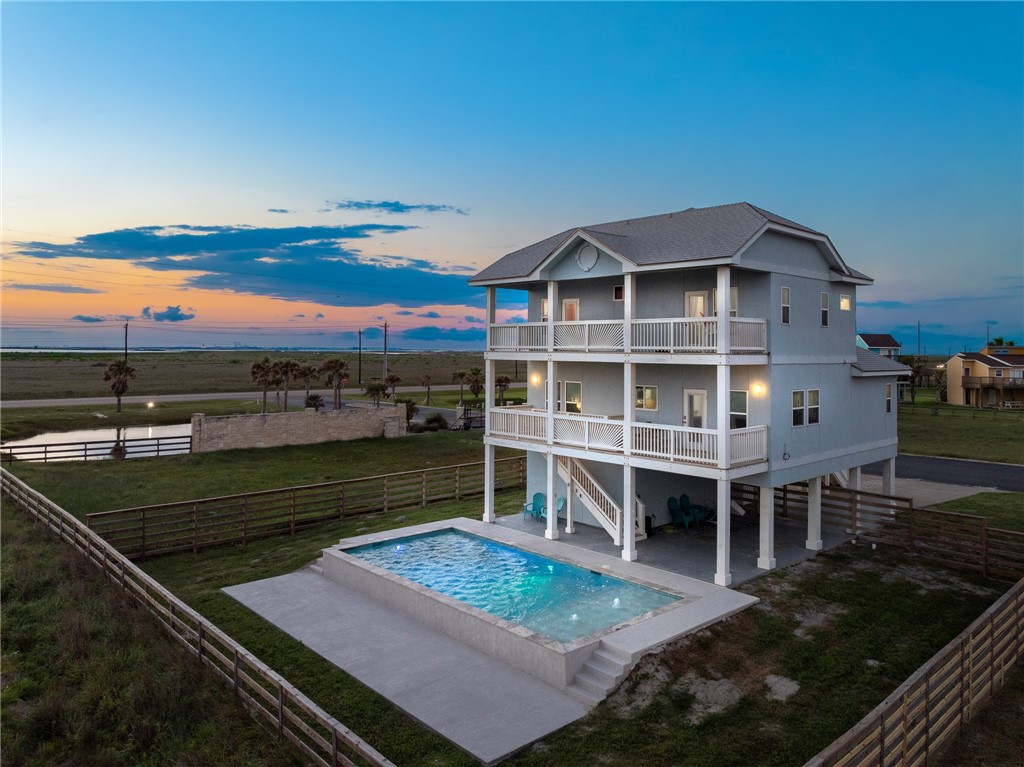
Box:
[864,455,1024,493]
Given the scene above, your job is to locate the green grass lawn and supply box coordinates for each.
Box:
[930,492,1024,532]
[6,430,510,518]
[0,503,306,767]
[897,403,1024,463]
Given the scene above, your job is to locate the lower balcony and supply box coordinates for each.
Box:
[489,406,768,469]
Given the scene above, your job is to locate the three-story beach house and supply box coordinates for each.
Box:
[471,203,908,586]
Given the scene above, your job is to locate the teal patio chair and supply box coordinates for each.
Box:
[680,494,706,525]
[668,496,695,530]
[523,492,546,520]
[540,496,566,521]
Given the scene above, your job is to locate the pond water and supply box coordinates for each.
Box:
[2,423,191,460]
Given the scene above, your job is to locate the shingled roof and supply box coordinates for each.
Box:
[851,348,911,376]
[858,333,901,349]
[471,202,856,284]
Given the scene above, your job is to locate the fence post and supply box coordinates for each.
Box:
[242,497,248,545]
[422,471,427,507]
[233,648,240,694]
[456,466,462,501]
[192,503,199,554]
[140,508,147,558]
[291,489,296,535]
[981,519,989,579]
[383,476,389,513]
[519,455,525,487]
[339,483,345,520]
[198,623,205,660]
[782,485,789,519]
[277,683,285,733]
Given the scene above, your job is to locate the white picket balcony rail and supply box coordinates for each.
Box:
[489,407,767,468]
[488,317,766,353]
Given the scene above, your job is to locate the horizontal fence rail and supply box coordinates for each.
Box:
[87,456,527,560]
[1,434,192,463]
[1,468,394,767]
[804,578,1024,767]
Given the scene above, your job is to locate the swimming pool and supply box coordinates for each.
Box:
[346,529,678,642]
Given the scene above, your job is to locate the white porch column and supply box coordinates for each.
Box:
[715,479,732,586]
[716,265,731,355]
[546,358,556,445]
[882,457,896,496]
[482,443,496,523]
[546,280,558,352]
[545,453,558,540]
[848,465,862,491]
[623,362,635,458]
[565,474,575,534]
[485,286,496,352]
[757,486,776,570]
[717,364,731,469]
[623,272,635,354]
[806,476,823,550]
[485,357,495,434]
[622,464,637,561]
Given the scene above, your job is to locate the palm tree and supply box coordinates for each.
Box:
[365,381,388,408]
[421,374,432,405]
[274,359,301,412]
[305,393,325,411]
[384,373,402,400]
[294,363,319,398]
[250,356,275,413]
[103,359,136,414]
[452,370,468,404]
[495,375,511,405]
[467,367,485,401]
[319,359,349,410]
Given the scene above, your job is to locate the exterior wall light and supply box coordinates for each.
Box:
[530,373,541,386]
[751,382,766,397]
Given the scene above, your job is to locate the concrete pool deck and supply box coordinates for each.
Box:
[224,517,758,764]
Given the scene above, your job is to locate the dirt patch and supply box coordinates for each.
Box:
[606,654,673,716]
[793,601,846,638]
[764,674,800,702]
[879,563,996,596]
[675,672,744,724]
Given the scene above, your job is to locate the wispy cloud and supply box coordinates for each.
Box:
[464,315,485,324]
[13,223,485,309]
[326,199,468,216]
[267,208,293,214]
[6,283,103,294]
[71,314,106,323]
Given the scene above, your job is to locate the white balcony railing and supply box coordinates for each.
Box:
[488,317,765,354]
[489,406,768,468]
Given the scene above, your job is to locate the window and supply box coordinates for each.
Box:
[781,287,790,325]
[562,298,579,322]
[541,298,549,322]
[808,389,820,425]
[713,287,739,317]
[840,294,852,312]
[995,369,1004,378]
[635,385,658,411]
[885,383,892,414]
[564,381,582,414]
[792,390,805,426]
[613,285,624,302]
[820,293,829,327]
[730,390,748,429]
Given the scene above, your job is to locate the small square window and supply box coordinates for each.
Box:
[613,285,624,301]
[840,294,852,311]
[792,390,805,427]
[635,385,658,410]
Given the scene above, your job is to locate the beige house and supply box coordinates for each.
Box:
[944,345,1024,407]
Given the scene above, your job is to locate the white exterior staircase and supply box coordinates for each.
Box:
[556,456,646,545]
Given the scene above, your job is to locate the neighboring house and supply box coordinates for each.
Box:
[944,346,1024,407]
[470,202,908,587]
[856,333,902,358]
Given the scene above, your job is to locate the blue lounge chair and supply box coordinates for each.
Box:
[668,496,695,530]
[523,492,545,520]
[540,496,565,520]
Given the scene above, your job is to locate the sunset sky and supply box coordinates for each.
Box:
[3,2,1021,354]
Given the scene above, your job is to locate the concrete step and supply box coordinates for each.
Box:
[572,670,609,697]
[594,641,635,666]
[584,652,629,686]
[564,681,604,708]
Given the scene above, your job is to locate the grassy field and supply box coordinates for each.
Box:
[0,350,527,401]
[897,400,1024,464]
[0,504,306,767]
[5,430,511,517]
[931,492,1024,532]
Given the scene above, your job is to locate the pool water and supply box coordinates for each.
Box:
[346,530,678,642]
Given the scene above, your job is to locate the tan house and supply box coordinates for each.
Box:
[944,345,1024,407]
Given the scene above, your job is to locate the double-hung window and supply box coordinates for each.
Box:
[820,293,830,327]
[807,389,820,425]
[781,287,791,325]
[541,298,549,322]
[885,383,892,414]
[713,287,739,317]
[792,390,805,426]
[730,390,748,429]
[563,381,582,413]
[792,389,820,426]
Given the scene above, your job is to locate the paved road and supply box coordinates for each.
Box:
[864,455,1024,493]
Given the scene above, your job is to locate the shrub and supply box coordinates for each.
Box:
[424,412,448,431]
[393,398,418,424]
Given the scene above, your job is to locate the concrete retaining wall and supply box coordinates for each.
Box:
[191,405,406,452]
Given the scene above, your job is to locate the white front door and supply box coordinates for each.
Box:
[684,389,707,428]
[685,291,708,318]
[562,298,579,322]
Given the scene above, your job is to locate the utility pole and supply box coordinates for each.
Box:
[917,320,921,356]
[357,329,363,385]
[124,322,128,362]
[382,322,389,378]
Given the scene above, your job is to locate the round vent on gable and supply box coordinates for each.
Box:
[575,243,599,272]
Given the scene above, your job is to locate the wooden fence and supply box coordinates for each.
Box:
[734,482,1024,581]
[805,577,1024,767]
[1,434,192,463]
[87,456,527,559]
[0,468,394,767]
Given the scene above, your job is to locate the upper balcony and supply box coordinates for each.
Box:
[488,317,766,355]
[962,376,1024,389]
[488,405,768,469]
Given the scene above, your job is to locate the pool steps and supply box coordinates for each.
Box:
[565,642,633,706]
